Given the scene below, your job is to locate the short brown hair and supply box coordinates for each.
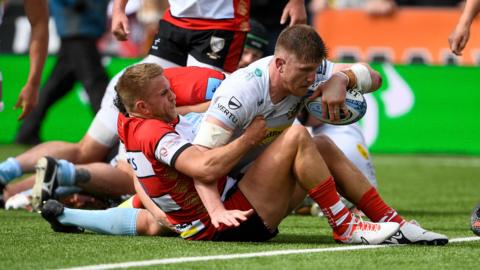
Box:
[115,63,164,114]
[275,25,327,64]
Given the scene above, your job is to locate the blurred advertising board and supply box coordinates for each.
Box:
[314,8,480,65]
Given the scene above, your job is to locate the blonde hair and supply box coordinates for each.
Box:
[275,25,327,64]
[115,63,164,114]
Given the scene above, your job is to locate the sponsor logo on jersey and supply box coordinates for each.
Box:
[257,98,264,106]
[151,38,161,50]
[356,143,369,160]
[207,36,225,60]
[217,103,239,124]
[126,151,155,178]
[261,125,290,145]
[228,96,242,110]
[176,219,206,239]
[254,68,262,77]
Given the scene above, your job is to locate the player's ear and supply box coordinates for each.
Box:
[275,57,286,73]
[135,100,149,115]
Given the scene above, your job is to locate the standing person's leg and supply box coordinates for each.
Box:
[147,20,188,67]
[74,38,108,113]
[236,125,399,244]
[16,42,76,144]
[188,29,246,73]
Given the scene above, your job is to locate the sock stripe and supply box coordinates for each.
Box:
[335,212,350,227]
[330,200,345,216]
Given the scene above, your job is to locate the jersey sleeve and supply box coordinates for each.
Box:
[135,119,192,167]
[165,67,225,106]
[203,71,259,130]
[153,132,192,167]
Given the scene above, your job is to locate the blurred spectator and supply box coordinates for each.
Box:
[308,0,396,16]
[251,0,307,55]
[238,19,269,68]
[0,0,49,120]
[449,0,480,55]
[136,0,168,56]
[16,0,110,145]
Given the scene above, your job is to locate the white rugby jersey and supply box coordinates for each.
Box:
[200,56,335,177]
[169,0,236,20]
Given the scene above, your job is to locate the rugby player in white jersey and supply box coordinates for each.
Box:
[193,24,448,245]
[40,63,399,244]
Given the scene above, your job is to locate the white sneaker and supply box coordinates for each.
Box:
[383,220,449,245]
[334,218,400,245]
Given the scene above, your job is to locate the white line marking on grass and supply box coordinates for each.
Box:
[58,237,480,270]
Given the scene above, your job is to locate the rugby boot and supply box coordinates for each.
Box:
[32,157,59,211]
[383,220,449,245]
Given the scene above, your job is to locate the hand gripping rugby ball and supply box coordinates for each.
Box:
[304,89,367,125]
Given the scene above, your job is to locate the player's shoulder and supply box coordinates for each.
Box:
[222,57,270,96]
[126,118,173,141]
[165,66,225,79]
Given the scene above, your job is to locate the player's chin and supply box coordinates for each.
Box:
[293,86,310,96]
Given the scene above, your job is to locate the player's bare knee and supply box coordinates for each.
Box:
[312,134,336,154]
[284,125,311,145]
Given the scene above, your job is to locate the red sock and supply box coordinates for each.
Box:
[357,187,405,225]
[308,176,353,235]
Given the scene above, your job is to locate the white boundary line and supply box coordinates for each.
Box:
[58,237,480,270]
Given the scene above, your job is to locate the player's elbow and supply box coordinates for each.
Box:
[370,70,382,91]
[194,161,225,184]
[191,170,218,184]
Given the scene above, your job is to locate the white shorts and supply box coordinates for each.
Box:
[311,123,378,187]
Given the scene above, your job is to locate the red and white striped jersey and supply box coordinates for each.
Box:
[162,0,250,32]
[118,113,223,239]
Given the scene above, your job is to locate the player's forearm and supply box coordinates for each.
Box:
[113,0,129,15]
[133,174,170,226]
[24,0,49,87]
[193,134,256,183]
[459,0,480,25]
[194,180,226,217]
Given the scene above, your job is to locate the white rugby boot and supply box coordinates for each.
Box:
[334,217,400,245]
[383,220,449,245]
[32,157,59,211]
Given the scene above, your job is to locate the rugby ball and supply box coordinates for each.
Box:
[304,89,367,125]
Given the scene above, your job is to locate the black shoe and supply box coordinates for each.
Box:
[32,157,59,211]
[41,199,83,233]
[471,204,480,236]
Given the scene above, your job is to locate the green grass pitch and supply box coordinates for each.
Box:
[0,145,479,269]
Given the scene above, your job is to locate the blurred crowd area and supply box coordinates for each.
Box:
[1,0,169,57]
[308,0,465,16]
[0,0,469,59]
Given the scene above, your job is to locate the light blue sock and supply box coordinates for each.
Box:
[0,157,22,185]
[56,160,76,187]
[58,207,140,235]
